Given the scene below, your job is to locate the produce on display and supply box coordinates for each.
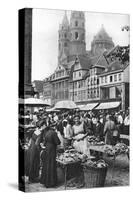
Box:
[87,136,104,145]
[104,143,129,156]
[83,159,108,169]
[57,148,88,164]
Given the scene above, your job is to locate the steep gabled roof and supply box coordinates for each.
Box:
[99,60,125,76]
[90,55,101,66]
[95,54,109,67]
[78,55,92,70]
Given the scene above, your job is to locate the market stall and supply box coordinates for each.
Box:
[87,137,129,182]
[56,147,95,189]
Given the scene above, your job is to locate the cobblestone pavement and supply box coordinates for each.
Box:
[25,154,129,192]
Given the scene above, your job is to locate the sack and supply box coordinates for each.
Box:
[113,130,119,137]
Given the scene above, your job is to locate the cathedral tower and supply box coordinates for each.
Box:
[69,11,86,56]
[58,11,70,64]
[91,24,114,56]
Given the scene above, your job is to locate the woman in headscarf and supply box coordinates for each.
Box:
[40,125,60,188]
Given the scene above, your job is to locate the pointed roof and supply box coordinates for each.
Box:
[93,24,113,42]
[61,11,69,28]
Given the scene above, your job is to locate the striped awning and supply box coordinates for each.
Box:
[78,103,98,111]
[95,101,121,110]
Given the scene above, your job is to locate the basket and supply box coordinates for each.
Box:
[83,165,107,188]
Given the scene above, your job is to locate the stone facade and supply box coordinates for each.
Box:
[43,11,129,110]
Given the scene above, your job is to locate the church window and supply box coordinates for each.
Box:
[82,22,84,27]
[75,21,78,27]
[75,32,79,40]
[64,33,67,38]
[64,42,67,47]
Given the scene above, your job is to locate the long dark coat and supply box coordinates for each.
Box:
[104,120,115,145]
[93,122,104,140]
[40,128,60,188]
[25,133,41,182]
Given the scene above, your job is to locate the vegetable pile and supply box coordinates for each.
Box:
[104,143,129,156]
[83,159,108,169]
[57,149,88,164]
[87,136,104,145]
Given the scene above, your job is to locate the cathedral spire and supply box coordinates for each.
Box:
[61,11,69,29]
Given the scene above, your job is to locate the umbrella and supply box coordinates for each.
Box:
[19,98,50,107]
[54,100,77,110]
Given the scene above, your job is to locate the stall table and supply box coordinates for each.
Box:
[56,159,81,189]
[56,156,95,189]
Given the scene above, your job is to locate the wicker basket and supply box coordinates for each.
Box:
[83,166,107,188]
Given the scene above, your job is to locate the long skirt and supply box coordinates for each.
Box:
[105,131,113,145]
[40,144,57,188]
[27,144,40,182]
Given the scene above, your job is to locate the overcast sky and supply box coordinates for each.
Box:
[32,9,129,81]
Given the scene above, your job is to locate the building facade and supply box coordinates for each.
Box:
[99,61,129,110]
[42,11,129,110]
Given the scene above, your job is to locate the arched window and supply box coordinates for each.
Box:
[64,42,67,47]
[75,21,78,27]
[75,32,79,40]
[64,33,67,38]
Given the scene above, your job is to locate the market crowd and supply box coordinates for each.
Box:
[19,107,129,188]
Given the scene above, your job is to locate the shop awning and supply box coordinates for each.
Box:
[78,103,98,111]
[95,101,121,110]
[86,103,99,110]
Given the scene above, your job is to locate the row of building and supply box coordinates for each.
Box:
[33,11,129,110]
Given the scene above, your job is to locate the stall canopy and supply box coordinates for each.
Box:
[78,103,98,111]
[54,100,77,109]
[95,101,121,110]
[19,98,50,107]
[86,103,99,110]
